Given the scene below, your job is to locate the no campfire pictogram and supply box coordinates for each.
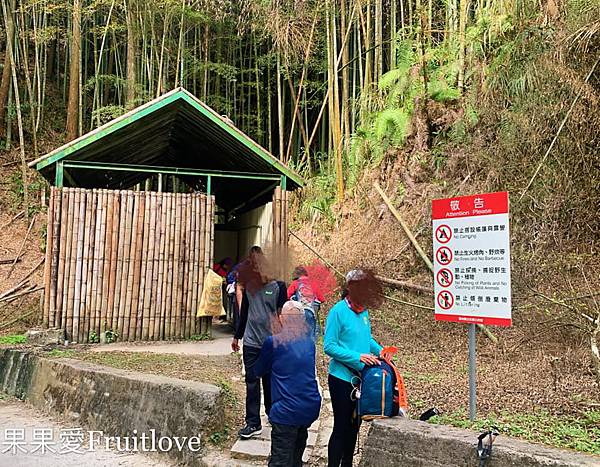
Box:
[435,246,453,265]
[437,290,454,310]
[435,224,452,244]
[436,268,453,287]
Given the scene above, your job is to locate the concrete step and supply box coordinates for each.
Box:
[231,438,271,461]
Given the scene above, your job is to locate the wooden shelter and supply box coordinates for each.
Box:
[30,88,303,343]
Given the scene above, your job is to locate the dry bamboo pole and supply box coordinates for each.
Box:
[183,194,192,339]
[156,193,169,340]
[80,189,94,343]
[164,193,175,339]
[43,188,56,327]
[60,189,75,333]
[129,191,145,341]
[84,190,98,341]
[193,194,202,335]
[136,191,150,340]
[107,192,121,333]
[112,191,126,333]
[180,195,189,339]
[273,187,281,278]
[197,194,207,336]
[118,191,134,340]
[55,189,69,329]
[100,190,115,338]
[72,188,86,343]
[149,192,162,340]
[142,191,156,340]
[172,193,183,339]
[188,194,198,336]
[88,189,102,340]
[49,188,62,328]
[123,191,140,341]
[95,190,109,340]
[66,189,80,341]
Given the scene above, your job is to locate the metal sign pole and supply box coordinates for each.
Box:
[468,323,477,421]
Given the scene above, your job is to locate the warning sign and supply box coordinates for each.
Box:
[432,192,512,327]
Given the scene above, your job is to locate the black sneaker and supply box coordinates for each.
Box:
[238,425,262,439]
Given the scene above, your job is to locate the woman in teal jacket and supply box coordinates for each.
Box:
[324,269,391,467]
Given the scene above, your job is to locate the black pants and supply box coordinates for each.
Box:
[328,374,361,467]
[269,422,308,467]
[243,344,272,427]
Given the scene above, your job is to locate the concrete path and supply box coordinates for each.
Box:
[0,398,172,467]
[230,383,332,465]
[90,320,234,356]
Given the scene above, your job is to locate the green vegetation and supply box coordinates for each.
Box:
[0,334,27,345]
[46,349,77,358]
[432,410,600,455]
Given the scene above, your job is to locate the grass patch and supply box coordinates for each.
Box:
[46,349,77,358]
[0,335,27,345]
[432,409,600,455]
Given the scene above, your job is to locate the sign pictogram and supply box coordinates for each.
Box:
[435,247,453,266]
[437,290,454,310]
[435,224,452,244]
[436,268,454,287]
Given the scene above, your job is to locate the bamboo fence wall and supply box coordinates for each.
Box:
[42,187,215,342]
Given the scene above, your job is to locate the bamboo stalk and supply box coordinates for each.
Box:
[149,192,162,340]
[6,213,37,279]
[100,190,115,338]
[112,190,126,334]
[107,191,121,334]
[142,191,155,340]
[72,188,86,343]
[208,193,215,337]
[189,193,198,336]
[182,194,191,339]
[118,190,134,340]
[156,192,169,340]
[42,188,55,327]
[64,189,78,341]
[173,193,182,339]
[48,187,62,327]
[95,189,109,340]
[80,188,94,343]
[197,194,207,336]
[89,189,102,340]
[165,192,176,339]
[136,191,149,340]
[128,191,145,341]
[56,189,69,329]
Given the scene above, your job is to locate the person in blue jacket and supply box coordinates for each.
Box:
[254,300,321,467]
[324,269,392,467]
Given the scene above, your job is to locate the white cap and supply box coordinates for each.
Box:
[345,269,366,283]
[281,300,304,315]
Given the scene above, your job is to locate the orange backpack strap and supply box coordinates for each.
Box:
[380,346,409,414]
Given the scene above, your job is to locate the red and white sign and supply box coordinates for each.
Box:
[432,192,512,327]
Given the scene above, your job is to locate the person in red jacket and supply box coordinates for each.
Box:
[287,266,325,304]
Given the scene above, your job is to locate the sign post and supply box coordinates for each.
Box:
[432,192,512,421]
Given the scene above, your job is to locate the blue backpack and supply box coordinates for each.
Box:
[357,359,405,420]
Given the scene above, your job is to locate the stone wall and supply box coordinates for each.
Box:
[360,417,600,467]
[0,349,224,466]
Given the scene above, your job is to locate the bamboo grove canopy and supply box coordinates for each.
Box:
[29,88,304,213]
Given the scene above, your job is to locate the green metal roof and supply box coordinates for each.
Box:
[30,88,303,211]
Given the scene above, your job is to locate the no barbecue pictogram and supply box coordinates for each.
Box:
[437,290,454,310]
[436,268,454,287]
[436,247,453,266]
[435,224,452,244]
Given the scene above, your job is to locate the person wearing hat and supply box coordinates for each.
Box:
[323,269,392,467]
[253,300,321,467]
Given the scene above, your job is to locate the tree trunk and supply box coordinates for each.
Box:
[126,0,137,106]
[66,0,81,140]
[0,0,15,139]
